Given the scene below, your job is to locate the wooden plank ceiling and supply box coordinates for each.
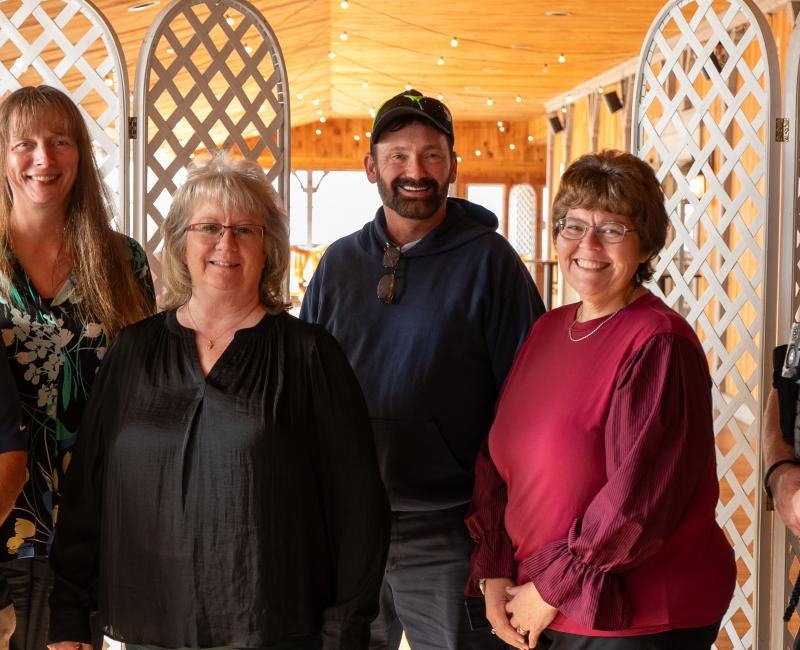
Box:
[0,0,674,128]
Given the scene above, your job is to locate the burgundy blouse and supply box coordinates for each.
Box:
[466,292,736,636]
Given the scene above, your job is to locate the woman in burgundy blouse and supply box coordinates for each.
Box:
[466,150,735,650]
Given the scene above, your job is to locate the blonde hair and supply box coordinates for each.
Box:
[160,152,290,313]
[0,85,153,336]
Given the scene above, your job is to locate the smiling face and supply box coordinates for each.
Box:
[365,120,457,224]
[184,200,267,302]
[556,207,649,315]
[6,110,78,216]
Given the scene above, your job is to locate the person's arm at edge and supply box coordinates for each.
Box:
[763,387,800,536]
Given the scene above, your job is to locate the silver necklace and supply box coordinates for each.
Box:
[568,304,622,342]
[185,301,260,351]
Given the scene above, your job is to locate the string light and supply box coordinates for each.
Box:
[340,32,348,41]
[315,128,322,135]
[456,155,463,163]
[437,56,445,65]
[405,83,412,91]
[362,81,369,89]
[316,109,323,115]
[499,125,505,132]
[542,63,549,73]
[450,36,459,47]
[369,108,376,118]
[509,143,516,150]
[527,135,534,142]
[244,44,253,54]
[311,99,320,106]
[104,75,113,88]
[328,51,336,59]
[437,94,444,100]
[296,92,304,100]
[486,97,494,106]
[365,131,372,138]
[597,86,604,94]
[354,134,361,141]
[497,121,503,127]
[474,150,482,157]
[319,116,327,123]
[515,95,522,103]
[225,14,235,26]
[340,0,349,7]
[558,53,566,63]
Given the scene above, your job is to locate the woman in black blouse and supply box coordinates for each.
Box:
[47,153,390,650]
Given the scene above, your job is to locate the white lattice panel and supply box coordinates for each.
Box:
[508,184,536,259]
[0,0,129,232]
[632,0,779,647]
[133,0,290,287]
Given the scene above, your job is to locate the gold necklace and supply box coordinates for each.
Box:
[185,301,260,351]
[568,304,622,342]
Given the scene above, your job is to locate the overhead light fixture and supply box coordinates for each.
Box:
[474,150,482,157]
[128,0,159,10]
[354,135,361,141]
[315,129,322,135]
[328,51,336,59]
[340,0,349,7]
[450,37,459,47]
[499,126,505,132]
[486,98,494,106]
[515,95,522,103]
[319,116,326,123]
[365,131,372,138]
[497,121,504,127]
[558,53,566,63]
[340,32,348,41]
[437,56,445,66]
[509,144,516,150]
[527,135,534,142]
[405,83,412,91]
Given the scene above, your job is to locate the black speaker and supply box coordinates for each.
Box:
[548,114,564,133]
[603,90,623,113]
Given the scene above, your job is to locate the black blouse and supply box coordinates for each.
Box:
[48,310,390,649]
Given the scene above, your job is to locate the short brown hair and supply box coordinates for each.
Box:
[160,152,290,313]
[551,150,669,284]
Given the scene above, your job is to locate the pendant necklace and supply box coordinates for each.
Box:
[185,301,260,351]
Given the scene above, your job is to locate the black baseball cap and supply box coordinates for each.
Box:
[371,89,454,146]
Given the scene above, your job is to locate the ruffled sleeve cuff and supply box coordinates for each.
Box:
[465,527,516,596]
[521,538,629,631]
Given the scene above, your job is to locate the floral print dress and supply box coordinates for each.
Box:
[0,236,154,561]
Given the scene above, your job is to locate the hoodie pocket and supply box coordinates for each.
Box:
[371,418,473,511]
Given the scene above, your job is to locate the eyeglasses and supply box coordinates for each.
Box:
[555,218,637,244]
[185,222,265,244]
[377,244,400,304]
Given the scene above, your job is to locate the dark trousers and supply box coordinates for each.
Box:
[369,505,505,650]
[537,622,720,649]
[126,637,322,650]
[0,557,52,650]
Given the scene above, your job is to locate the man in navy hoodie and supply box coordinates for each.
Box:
[0,353,27,649]
[301,90,545,650]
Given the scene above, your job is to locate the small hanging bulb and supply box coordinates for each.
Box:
[437,56,445,66]
[340,32,348,41]
[450,36,459,48]
[558,53,566,63]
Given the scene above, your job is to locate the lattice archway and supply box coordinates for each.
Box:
[133,0,290,288]
[0,0,129,232]
[508,184,537,262]
[632,0,780,647]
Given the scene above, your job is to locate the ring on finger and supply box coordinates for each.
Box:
[516,626,527,635]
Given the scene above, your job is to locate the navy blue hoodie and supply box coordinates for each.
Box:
[301,198,544,510]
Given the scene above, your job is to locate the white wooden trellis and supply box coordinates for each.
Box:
[508,184,537,260]
[132,0,290,288]
[0,0,129,233]
[632,0,780,647]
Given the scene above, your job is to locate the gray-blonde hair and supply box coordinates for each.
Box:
[160,152,290,313]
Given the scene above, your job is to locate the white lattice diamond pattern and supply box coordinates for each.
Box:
[508,184,536,259]
[0,0,128,231]
[136,0,289,287]
[634,0,776,647]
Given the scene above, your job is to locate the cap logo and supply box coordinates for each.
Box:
[403,93,424,108]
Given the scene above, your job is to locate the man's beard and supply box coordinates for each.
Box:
[376,174,448,221]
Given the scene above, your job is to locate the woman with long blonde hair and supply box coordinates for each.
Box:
[0,85,154,650]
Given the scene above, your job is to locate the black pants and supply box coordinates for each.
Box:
[369,505,505,650]
[126,637,322,650]
[0,557,53,650]
[537,622,720,649]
